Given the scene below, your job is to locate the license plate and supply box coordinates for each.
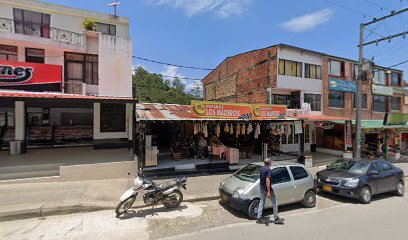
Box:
[221,193,228,202]
[323,185,333,192]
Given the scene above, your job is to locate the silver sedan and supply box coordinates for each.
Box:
[219,162,316,219]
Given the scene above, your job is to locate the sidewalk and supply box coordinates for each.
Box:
[1,163,407,222]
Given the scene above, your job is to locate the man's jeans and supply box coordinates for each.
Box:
[257,187,279,220]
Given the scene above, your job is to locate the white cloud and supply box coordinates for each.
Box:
[278,8,334,33]
[147,0,252,18]
[161,66,184,80]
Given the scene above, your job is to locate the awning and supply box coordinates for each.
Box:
[292,115,351,121]
[0,90,135,102]
[334,120,408,130]
[136,102,298,121]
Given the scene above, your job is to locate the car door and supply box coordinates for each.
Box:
[367,162,383,194]
[289,166,312,202]
[267,166,295,207]
[378,161,396,192]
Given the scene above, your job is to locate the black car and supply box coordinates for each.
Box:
[316,159,405,204]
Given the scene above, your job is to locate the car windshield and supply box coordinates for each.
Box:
[347,162,370,174]
[328,160,355,171]
[234,164,261,183]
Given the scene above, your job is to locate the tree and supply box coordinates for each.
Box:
[189,81,204,100]
[132,66,202,105]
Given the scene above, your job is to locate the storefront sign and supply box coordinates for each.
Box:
[191,101,253,119]
[393,87,405,94]
[314,121,335,129]
[383,113,408,126]
[0,60,62,86]
[252,104,287,119]
[372,84,393,96]
[344,120,353,148]
[328,78,357,93]
[294,121,303,134]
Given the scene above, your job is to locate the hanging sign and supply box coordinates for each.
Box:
[383,113,408,126]
[328,78,357,93]
[344,120,353,148]
[314,121,335,129]
[191,101,253,119]
[252,104,287,119]
[0,60,62,86]
[372,84,393,96]
[294,121,303,134]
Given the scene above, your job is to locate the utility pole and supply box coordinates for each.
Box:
[108,0,120,18]
[355,7,408,159]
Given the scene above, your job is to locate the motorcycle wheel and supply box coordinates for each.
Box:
[162,190,183,208]
[115,195,136,216]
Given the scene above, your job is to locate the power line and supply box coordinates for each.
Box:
[133,56,213,71]
[389,58,408,68]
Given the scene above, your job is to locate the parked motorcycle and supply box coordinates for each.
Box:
[115,170,187,216]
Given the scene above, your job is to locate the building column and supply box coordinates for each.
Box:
[14,101,25,141]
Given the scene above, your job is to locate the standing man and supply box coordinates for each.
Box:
[257,158,285,224]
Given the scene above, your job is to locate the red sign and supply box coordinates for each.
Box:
[252,104,287,119]
[344,120,353,148]
[0,60,62,86]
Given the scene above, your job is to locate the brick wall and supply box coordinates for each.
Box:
[202,46,278,104]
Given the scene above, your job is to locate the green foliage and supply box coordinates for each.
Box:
[82,19,96,31]
[132,66,203,105]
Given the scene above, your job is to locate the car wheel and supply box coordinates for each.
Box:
[396,181,405,197]
[247,199,259,220]
[359,186,372,204]
[302,190,316,208]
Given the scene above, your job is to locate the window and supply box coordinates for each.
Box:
[373,69,386,85]
[304,94,321,111]
[369,162,381,172]
[65,52,98,85]
[271,167,291,184]
[329,60,344,77]
[353,64,359,79]
[290,166,309,180]
[391,72,401,86]
[95,22,116,36]
[305,63,322,79]
[13,8,50,38]
[271,94,291,108]
[373,95,387,112]
[0,45,18,61]
[100,103,126,132]
[304,125,310,144]
[379,161,392,171]
[353,93,367,109]
[279,59,302,77]
[25,48,44,63]
[328,91,344,108]
[391,97,401,111]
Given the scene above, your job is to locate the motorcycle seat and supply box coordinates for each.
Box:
[153,181,176,191]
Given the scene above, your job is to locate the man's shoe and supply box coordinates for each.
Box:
[274,217,285,225]
[256,218,265,224]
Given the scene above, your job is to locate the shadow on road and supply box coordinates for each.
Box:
[317,190,399,204]
[116,205,188,220]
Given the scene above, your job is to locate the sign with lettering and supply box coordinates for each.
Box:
[192,101,253,119]
[314,121,335,129]
[328,78,357,93]
[372,84,393,96]
[344,120,353,148]
[0,60,62,86]
[252,104,287,119]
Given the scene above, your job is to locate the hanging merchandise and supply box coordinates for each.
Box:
[230,123,234,135]
[287,124,292,135]
[247,123,253,134]
[280,125,285,134]
[241,123,246,135]
[216,124,221,137]
[194,123,198,135]
[203,123,208,137]
[254,123,261,139]
[236,123,241,138]
[224,123,229,133]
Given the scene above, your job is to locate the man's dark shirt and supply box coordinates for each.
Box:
[259,165,272,191]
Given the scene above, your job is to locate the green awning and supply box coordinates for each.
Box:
[334,120,408,129]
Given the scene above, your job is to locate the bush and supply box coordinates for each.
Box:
[82,19,96,31]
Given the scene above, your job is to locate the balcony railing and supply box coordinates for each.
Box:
[63,81,86,95]
[0,17,84,46]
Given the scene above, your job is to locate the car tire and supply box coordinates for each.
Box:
[301,190,316,208]
[395,181,405,197]
[247,199,260,220]
[359,186,372,204]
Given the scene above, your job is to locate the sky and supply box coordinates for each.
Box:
[42,0,408,89]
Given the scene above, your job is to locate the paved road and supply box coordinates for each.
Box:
[167,193,408,240]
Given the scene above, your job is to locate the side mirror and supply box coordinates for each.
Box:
[370,170,380,176]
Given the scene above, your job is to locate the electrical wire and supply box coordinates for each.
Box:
[389,58,408,68]
[132,56,213,71]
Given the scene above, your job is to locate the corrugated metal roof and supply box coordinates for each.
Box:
[0,90,134,101]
